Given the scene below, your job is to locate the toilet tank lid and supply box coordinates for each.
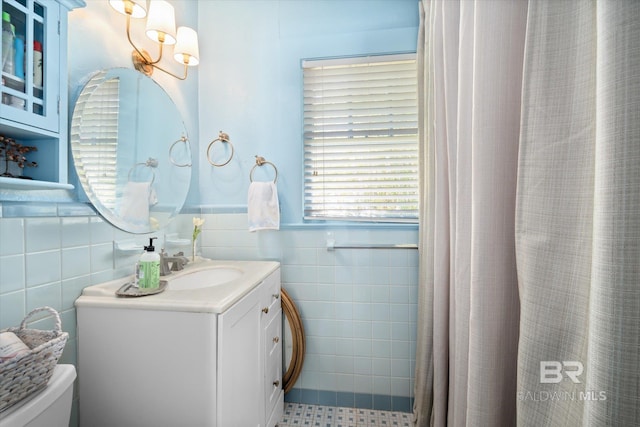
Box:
[0,364,76,426]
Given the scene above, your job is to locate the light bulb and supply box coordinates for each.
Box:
[174,26,199,66]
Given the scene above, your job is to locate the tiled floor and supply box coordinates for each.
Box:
[279,402,414,427]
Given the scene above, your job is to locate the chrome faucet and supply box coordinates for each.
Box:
[159,249,189,276]
[169,252,189,271]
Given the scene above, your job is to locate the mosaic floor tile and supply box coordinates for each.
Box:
[278,402,413,427]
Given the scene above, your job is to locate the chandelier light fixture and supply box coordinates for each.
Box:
[109,0,199,80]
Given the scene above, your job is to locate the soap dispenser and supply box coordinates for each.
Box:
[138,237,160,289]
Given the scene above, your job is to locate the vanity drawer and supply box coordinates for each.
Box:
[259,267,283,427]
[264,320,282,417]
[264,308,282,358]
[260,270,281,323]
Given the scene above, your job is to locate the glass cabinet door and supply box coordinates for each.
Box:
[1,0,59,133]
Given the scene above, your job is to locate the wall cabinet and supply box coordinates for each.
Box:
[0,0,84,192]
[77,267,284,427]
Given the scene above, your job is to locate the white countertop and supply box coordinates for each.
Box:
[75,258,280,314]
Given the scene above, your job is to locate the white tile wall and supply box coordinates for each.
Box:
[0,211,418,416]
[200,213,418,410]
[0,215,126,359]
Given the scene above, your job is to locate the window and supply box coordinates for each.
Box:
[302,54,418,222]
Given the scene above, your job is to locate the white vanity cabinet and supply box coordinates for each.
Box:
[217,279,263,426]
[0,0,84,191]
[76,262,283,427]
[261,268,285,427]
[218,267,284,427]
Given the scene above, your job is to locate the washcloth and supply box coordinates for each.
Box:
[248,181,280,232]
[119,181,151,226]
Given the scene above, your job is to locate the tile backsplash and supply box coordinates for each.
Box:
[0,208,418,414]
[2,215,125,363]
[200,213,419,412]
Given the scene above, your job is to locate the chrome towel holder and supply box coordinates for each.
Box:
[207,131,234,167]
[169,135,192,167]
[250,155,278,183]
[127,157,158,184]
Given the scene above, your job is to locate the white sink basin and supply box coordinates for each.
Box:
[76,259,280,313]
[168,267,243,290]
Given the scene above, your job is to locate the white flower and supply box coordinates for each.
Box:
[192,217,205,241]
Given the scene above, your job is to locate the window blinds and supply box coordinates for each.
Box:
[302,54,418,222]
[70,76,120,209]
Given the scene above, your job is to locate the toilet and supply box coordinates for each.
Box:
[0,364,76,427]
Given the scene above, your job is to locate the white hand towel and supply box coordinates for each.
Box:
[119,181,151,225]
[248,181,280,232]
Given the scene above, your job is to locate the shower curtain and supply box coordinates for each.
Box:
[414,0,527,425]
[516,1,640,425]
[414,0,640,426]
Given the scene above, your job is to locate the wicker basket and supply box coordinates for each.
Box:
[0,306,69,413]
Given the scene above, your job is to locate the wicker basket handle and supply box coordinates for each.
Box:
[19,306,62,332]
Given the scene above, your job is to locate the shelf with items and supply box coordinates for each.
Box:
[1,0,52,130]
[1,70,43,110]
[1,0,85,197]
[0,128,66,188]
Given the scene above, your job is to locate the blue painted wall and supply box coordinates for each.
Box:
[194,0,421,411]
[196,0,419,224]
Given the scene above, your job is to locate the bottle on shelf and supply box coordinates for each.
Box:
[14,35,24,79]
[33,40,42,87]
[2,11,15,75]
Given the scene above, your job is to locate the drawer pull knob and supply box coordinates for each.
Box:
[273,380,280,387]
[273,336,280,343]
[262,307,269,314]
[273,293,280,299]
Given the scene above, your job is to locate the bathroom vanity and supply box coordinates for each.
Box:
[75,259,283,427]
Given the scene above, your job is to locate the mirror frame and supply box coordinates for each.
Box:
[281,287,305,393]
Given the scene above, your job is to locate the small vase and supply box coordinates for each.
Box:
[192,238,197,262]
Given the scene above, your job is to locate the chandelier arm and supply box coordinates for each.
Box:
[151,62,189,80]
[125,14,163,65]
[147,44,164,66]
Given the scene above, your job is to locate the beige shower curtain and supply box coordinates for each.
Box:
[414,0,527,425]
[516,1,640,425]
[414,0,640,426]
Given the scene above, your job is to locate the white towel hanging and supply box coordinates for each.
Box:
[247,181,280,232]
[119,181,151,225]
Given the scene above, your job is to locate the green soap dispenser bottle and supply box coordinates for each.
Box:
[139,237,160,289]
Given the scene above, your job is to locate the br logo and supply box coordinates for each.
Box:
[540,361,584,384]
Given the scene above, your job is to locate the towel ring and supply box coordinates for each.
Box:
[250,155,278,183]
[128,157,158,184]
[206,131,234,167]
[169,136,192,167]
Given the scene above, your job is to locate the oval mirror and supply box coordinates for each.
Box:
[70,68,191,233]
